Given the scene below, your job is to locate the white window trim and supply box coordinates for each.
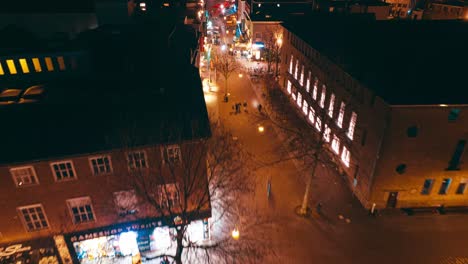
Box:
[287,80,292,94]
[297,93,302,108]
[337,102,346,128]
[328,94,335,118]
[347,112,357,140]
[126,150,148,170]
[332,135,340,154]
[10,166,39,187]
[162,144,182,164]
[308,106,315,124]
[17,204,49,232]
[315,116,322,132]
[302,100,309,115]
[324,124,331,142]
[88,155,113,175]
[319,85,326,108]
[50,160,77,182]
[341,146,350,167]
[312,83,318,100]
[67,196,97,224]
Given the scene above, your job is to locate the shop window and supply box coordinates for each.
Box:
[44,57,54,71]
[407,126,418,137]
[315,116,322,132]
[6,59,17,74]
[67,197,95,224]
[297,93,302,108]
[324,124,331,142]
[302,100,308,115]
[448,108,460,122]
[163,144,181,163]
[114,190,138,216]
[127,151,148,170]
[341,146,350,167]
[347,112,357,140]
[57,56,66,71]
[319,85,326,108]
[18,204,49,231]
[328,94,335,118]
[395,164,407,174]
[447,139,466,171]
[332,135,340,154]
[157,183,180,209]
[308,106,315,124]
[32,58,42,72]
[89,156,113,175]
[438,178,452,195]
[421,179,434,195]
[337,102,346,128]
[19,58,30,73]
[50,161,77,181]
[10,166,39,187]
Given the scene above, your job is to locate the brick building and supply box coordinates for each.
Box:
[0,23,211,264]
[278,15,468,210]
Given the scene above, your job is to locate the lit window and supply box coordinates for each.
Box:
[347,112,357,140]
[438,178,452,195]
[337,102,346,128]
[19,59,30,73]
[6,60,17,74]
[319,85,326,108]
[0,61,4,75]
[31,58,42,72]
[67,197,95,224]
[44,57,54,71]
[57,56,66,70]
[302,100,308,115]
[308,107,315,124]
[163,145,181,163]
[324,124,331,142]
[328,94,335,118]
[332,135,340,154]
[312,79,318,100]
[289,55,293,73]
[114,190,138,216]
[157,183,180,209]
[297,93,302,108]
[18,204,49,231]
[287,80,292,94]
[127,151,148,170]
[89,156,113,175]
[306,71,311,92]
[299,66,304,86]
[51,161,77,181]
[421,179,434,195]
[341,146,350,167]
[315,116,322,132]
[294,59,299,79]
[292,90,297,101]
[10,166,39,187]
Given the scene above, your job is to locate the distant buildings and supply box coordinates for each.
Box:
[278,15,468,210]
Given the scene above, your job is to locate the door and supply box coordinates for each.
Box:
[386,192,398,208]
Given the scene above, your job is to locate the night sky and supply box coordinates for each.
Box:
[1,0,95,13]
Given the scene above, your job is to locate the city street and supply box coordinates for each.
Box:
[200,5,468,263]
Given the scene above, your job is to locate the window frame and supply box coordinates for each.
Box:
[126,150,148,170]
[347,112,357,140]
[162,145,182,164]
[421,179,434,195]
[17,204,50,232]
[88,155,113,175]
[67,196,96,224]
[341,146,350,167]
[10,166,39,187]
[328,93,335,118]
[50,160,77,182]
[319,85,326,108]
[337,102,346,128]
[332,135,340,154]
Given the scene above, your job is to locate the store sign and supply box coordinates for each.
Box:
[69,220,164,243]
[0,244,32,258]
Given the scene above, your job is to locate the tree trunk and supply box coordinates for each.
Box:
[299,157,319,215]
[174,230,184,264]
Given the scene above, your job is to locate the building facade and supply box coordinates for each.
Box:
[278,16,468,210]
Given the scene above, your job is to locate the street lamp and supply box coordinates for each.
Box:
[231,228,240,240]
[257,125,265,133]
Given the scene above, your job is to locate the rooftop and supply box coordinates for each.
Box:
[283,15,468,105]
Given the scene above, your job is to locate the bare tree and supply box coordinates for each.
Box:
[262,25,283,75]
[110,120,274,264]
[213,53,240,102]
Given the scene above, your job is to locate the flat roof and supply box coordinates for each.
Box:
[283,15,468,105]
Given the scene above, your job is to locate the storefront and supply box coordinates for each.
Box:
[64,217,210,264]
[0,237,61,264]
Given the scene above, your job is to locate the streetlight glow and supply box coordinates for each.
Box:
[221,45,226,51]
[231,228,240,240]
[258,125,265,133]
[238,73,243,78]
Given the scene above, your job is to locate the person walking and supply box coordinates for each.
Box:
[257,104,262,113]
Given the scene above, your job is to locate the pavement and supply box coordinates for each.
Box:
[200,6,468,264]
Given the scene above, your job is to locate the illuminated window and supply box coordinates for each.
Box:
[328,94,335,118]
[6,60,17,74]
[306,71,311,93]
[297,93,302,108]
[51,161,77,181]
[67,197,95,224]
[315,116,322,132]
[163,145,181,163]
[299,66,304,86]
[292,90,297,101]
[347,112,357,140]
[10,166,39,187]
[127,151,148,170]
[157,183,180,208]
[57,56,66,70]
[287,80,292,94]
[294,59,299,79]
[324,124,331,142]
[0,62,4,75]
[312,79,318,100]
[439,178,452,195]
[341,146,350,167]
[89,156,113,175]
[19,59,29,73]
[18,204,49,231]
[337,102,346,128]
[302,100,308,115]
[44,57,54,71]
[332,135,340,154]
[308,107,315,124]
[32,58,42,72]
[289,55,293,73]
[319,85,326,108]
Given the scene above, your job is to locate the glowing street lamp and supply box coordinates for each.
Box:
[231,228,240,240]
[238,73,243,78]
[258,125,265,133]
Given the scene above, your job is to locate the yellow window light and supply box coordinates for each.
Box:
[6,60,17,74]
[19,59,30,73]
[0,62,4,75]
[32,58,42,72]
[44,57,54,71]
[57,56,66,71]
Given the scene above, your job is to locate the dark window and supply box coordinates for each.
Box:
[421,179,434,195]
[361,129,367,146]
[456,182,466,195]
[407,126,418,137]
[447,140,466,170]
[439,178,452,195]
[396,164,407,174]
[448,108,460,122]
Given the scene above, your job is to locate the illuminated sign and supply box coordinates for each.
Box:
[0,244,32,258]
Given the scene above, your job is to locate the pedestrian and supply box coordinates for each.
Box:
[257,104,262,113]
[243,101,247,112]
[235,103,239,114]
